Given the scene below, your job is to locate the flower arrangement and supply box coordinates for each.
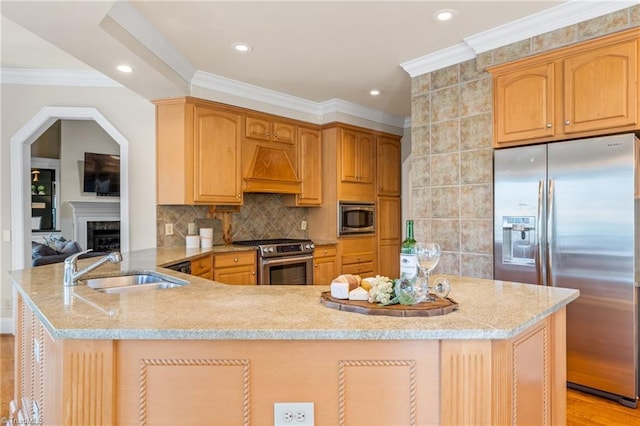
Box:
[367,275,417,306]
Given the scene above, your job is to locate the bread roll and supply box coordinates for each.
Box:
[332,274,360,291]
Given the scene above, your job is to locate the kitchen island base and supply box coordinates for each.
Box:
[14,294,566,426]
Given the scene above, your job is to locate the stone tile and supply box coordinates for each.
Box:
[411,94,431,127]
[578,9,629,40]
[431,119,459,154]
[431,153,459,186]
[533,25,578,53]
[432,186,460,219]
[411,125,430,157]
[431,86,459,123]
[460,78,492,117]
[460,253,494,279]
[432,64,459,90]
[460,58,487,82]
[461,219,493,253]
[412,219,432,242]
[412,187,432,219]
[435,252,460,276]
[460,184,492,219]
[432,219,460,251]
[632,5,640,26]
[460,149,493,185]
[411,155,431,187]
[476,51,494,71]
[493,39,531,65]
[411,73,431,97]
[460,113,493,150]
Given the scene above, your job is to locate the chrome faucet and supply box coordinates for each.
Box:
[63,249,123,286]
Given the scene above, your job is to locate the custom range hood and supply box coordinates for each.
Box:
[242,142,301,194]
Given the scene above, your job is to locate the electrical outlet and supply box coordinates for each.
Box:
[300,220,307,231]
[188,222,196,235]
[274,402,314,426]
[165,223,174,236]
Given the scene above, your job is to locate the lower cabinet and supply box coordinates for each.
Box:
[377,196,401,278]
[190,255,213,280]
[339,235,375,278]
[213,251,257,285]
[313,244,338,285]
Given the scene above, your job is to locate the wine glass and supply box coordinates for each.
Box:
[414,242,441,302]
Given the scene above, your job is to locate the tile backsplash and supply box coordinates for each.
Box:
[157,193,309,247]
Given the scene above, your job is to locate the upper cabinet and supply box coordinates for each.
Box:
[376,135,401,196]
[490,28,639,147]
[338,127,375,201]
[294,125,323,206]
[154,97,243,205]
[245,115,295,144]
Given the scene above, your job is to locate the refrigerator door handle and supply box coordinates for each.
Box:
[547,178,554,286]
[537,179,544,285]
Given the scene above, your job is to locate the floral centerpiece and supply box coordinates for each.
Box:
[366,275,418,306]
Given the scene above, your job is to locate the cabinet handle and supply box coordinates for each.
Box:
[546,123,552,128]
[564,120,570,125]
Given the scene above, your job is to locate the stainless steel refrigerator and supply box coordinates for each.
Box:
[494,133,640,407]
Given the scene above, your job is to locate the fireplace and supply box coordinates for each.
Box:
[68,201,120,251]
[87,222,121,252]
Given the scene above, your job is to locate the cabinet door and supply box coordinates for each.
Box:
[214,267,256,285]
[273,121,296,144]
[313,244,338,285]
[356,132,375,184]
[245,115,270,141]
[296,126,322,205]
[563,39,638,134]
[340,129,359,183]
[494,62,556,144]
[194,107,243,204]
[377,136,401,196]
[377,196,401,278]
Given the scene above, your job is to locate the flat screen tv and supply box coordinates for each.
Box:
[83,152,120,196]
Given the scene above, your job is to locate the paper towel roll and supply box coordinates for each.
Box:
[186,235,200,248]
[201,238,213,249]
[199,228,213,238]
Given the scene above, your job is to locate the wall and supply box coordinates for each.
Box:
[31,120,60,158]
[0,84,156,325]
[409,5,640,279]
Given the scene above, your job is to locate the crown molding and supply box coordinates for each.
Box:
[193,70,407,128]
[107,1,196,83]
[400,42,476,78]
[401,0,637,78]
[464,0,637,54]
[0,68,121,87]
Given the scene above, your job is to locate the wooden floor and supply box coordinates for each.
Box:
[1,334,640,423]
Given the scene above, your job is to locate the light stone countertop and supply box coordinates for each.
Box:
[9,248,579,341]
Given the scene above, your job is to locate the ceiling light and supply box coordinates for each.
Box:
[232,42,252,52]
[370,89,381,96]
[434,9,457,22]
[116,64,133,73]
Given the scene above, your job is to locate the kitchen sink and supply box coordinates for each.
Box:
[80,271,189,294]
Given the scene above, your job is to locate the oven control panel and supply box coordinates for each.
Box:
[260,242,314,258]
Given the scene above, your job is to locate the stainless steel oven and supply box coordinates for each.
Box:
[233,239,314,285]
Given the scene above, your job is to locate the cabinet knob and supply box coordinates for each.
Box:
[251,272,255,275]
[546,123,552,128]
[237,194,241,198]
[564,120,571,125]
[314,264,318,268]
[234,258,238,262]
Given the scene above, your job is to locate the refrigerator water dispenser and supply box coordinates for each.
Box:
[502,216,535,265]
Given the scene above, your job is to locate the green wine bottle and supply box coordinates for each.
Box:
[400,220,417,278]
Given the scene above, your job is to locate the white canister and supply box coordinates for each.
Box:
[186,235,200,248]
[199,228,213,239]
[201,238,213,249]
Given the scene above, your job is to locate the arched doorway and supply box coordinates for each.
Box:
[10,106,129,270]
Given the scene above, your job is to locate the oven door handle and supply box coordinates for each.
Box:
[260,254,314,266]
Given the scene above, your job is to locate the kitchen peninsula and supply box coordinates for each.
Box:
[10,249,578,425]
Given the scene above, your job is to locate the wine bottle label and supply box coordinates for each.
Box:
[400,253,418,278]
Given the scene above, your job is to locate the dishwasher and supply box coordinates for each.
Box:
[165,260,191,274]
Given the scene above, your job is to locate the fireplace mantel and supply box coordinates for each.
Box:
[67,201,120,250]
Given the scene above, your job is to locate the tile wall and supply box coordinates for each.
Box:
[410,5,640,279]
[157,193,309,247]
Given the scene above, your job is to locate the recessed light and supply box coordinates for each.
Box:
[434,9,457,22]
[232,42,252,52]
[370,89,381,96]
[116,64,133,73]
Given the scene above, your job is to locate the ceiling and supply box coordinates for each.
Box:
[0,1,628,123]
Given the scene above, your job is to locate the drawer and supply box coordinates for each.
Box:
[341,252,374,266]
[314,245,337,259]
[191,255,212,275]
[342,261,374,275]
[214,251,256,268]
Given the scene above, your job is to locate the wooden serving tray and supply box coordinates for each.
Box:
[320,291,458,317]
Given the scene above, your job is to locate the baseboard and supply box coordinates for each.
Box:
[0,317,15,335]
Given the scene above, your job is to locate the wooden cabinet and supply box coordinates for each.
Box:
[490,28,639,147]
[154,97,243,205]
[313,244,338,285]
[376,136,401,196]
[287,125,323,206]
[245,114,295,144]
[339,129,375,200]
[190,255,213,280]
[213,251,257,285]
[376,196,401,278]
[339,235,375,278]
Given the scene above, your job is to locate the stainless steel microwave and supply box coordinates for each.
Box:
[338,202,375,235]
